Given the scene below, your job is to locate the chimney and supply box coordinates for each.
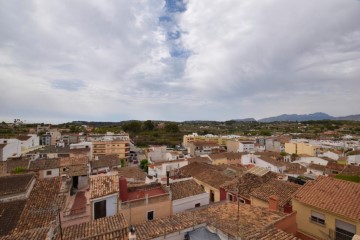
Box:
[128,226,136,240]
[268,195,279,211]
[119,176,128,202]
[166,170,170,186]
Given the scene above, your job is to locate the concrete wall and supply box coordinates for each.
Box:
[121,198,172,224]
[226,140,239,152]
[292,199,360,240]
[285,143,297,155]
[193,179,220,202]
[39,168,60,179]
[172,193,209,214]
[250,196,269,209]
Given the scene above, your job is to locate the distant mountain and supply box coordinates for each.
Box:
[258,112,334,122]
[232,118,257,122]
[335,114,360,121]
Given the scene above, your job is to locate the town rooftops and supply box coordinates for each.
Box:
[4,157,30,173]
[0,200,27,237]
[16,135,32,141]
[13,177,62,233]
[134,202,296,240]
[221,172,277,199]
[293,176,360,220]
[341,164,360,176]
[90,175,119,199]
[69,148,90,154]
[28,145,70,154]
[326,162,345,172]
[308,163,326,172]
[59,214,128,240]
[208,152,244,161]
[0,173,35,197]
[91,154,119,169]
[170,179,206,201]
[28,158,61,170]
[250,179,301,207]
[118,166,146,182]
[127,183,166,201]
[247,166,270,176]
[186,156,211,164]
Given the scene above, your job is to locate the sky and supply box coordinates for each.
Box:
[0,0,360,123]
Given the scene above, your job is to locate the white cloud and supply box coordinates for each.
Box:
[0,0,359,122]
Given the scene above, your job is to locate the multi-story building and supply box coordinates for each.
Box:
[293,176,360,240]
[285,142,319,156]
[183,133,241,148]
[92,140,130,161]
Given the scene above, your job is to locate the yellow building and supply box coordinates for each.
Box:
[183,133,239,148]
[285,143,297,155]
[292,176,360,240]
[285,142,318,156]
[92,140,130,161]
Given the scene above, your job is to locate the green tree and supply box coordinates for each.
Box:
[164,122,179,133]
[120,159,126,167]
[122,121,142,133]
[140,159,149,172]
[143,120,155,131]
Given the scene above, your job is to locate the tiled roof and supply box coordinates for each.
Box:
[209,152,244,161]
[186,156,211,164]
[284,163,307,174]
[195,169,233,188]
[0,228,48,240]
[90,175,119,199]
[256,152,287,167]
[341,165,360,176]
[28,145,70,154]
[326,162,345,171]
[221,172,277,199]
[134,202,292,240]
[246,225,299,240]
[249,179,301,207]
[65,165,89,176]
[293,176,360,220]
[60,156,89,166]
[28,158,61,170]
[0,200,27,236]
[0,173,35,197]
[69,148,90,153]
[308,163,326,172]
[118,166,146,181]
[59,214,128,240]
[13,177,61,232]
[5,158,30,173]
[16,135,32,141]
[91,155,119,169]
[170,179,206,200]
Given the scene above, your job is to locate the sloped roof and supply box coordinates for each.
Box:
[118,166,146,181]
[293,176,360,220]
[0,173,35,197]
[91,155,119,169]
[14,177,62,232]
[170,179,206,200]
[90,175,119,199]
[134,202,294,240]
[249,179,301,207]
[0,200,27,236]
[59,214,128,240]
[29,158,61,170]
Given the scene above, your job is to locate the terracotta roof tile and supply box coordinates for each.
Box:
[134,202,293,240]
[29,158,61,170]
[90,175,119,199]
[293,176,360,220]
[250,179,301,207]
[91,154,119,169]
[14,177,62,232]
[15,135,32,141]
[0,173,35,197]
[0,200,27,236]
[118,166,146,181]
[59,214,128,240]
[170,179,206,200]
[341,165,360,176]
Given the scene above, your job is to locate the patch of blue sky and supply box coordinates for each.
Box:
[165,0,187,13]
[51,79,85,91]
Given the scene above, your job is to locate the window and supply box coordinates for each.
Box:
[147,211,154,220]
[335,219,356,240]
[195,203,201,208]
[311,211,325,225]
[228,194,233,201]
[46,170,52,176]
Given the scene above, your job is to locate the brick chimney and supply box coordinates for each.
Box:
[268,195,279,211]
[119,176,128,202]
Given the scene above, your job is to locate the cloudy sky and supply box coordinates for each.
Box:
[1,0,360,123]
